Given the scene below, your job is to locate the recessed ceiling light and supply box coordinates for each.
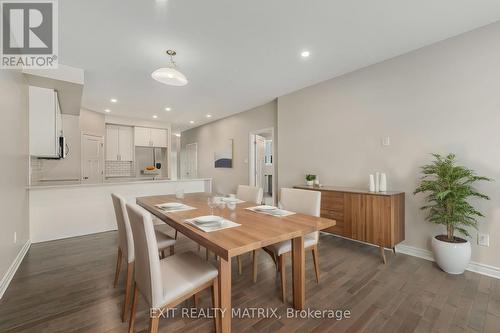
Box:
[189,120,194,124]
[110,98,117,103]
[153,115,158,119]
[165,107,172,111]
[104,109,111,113]
[174,133,181,137]
[301,50,310,58]
[206,114,212,118]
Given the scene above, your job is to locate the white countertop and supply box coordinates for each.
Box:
[28,178,211,190]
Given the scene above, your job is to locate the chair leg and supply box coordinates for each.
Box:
[312,245,320,284]
[205,248,209,260]
[211,277,220,333]
[198,244,201,252]
[174,230,178,240]
[128,283,139,333]
[252,250,258,283]
[237,256,242,275]
[113,247,123,287]
[161,249,166,259]
[170,245,175,256]
[278,255,286,303]
[122,262,134,322]
[149,316,160,333]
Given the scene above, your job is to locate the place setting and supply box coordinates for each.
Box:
[154,202,196,213]
[246,205,296,217]
[185,215,241,232]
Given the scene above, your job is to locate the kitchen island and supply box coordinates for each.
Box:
[28,178,212,243]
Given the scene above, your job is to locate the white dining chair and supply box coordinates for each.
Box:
[236,185,263,204]
[256,188,321,302]
[111,193,176,322]
[235,185,263,277]
[126,203,219,333]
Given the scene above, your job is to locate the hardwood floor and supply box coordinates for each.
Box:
[1,231,499,333]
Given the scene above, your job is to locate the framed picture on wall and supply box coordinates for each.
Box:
[214,139,233,168]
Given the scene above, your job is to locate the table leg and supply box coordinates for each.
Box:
[380,246,387,264]
[292,236,305,310]
[218,257,231,333]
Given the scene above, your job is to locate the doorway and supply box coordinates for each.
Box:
[249,128,275,205]
[81,134,104,184]
[181,143,198,179]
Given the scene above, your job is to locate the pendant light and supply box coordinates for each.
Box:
[151,50,188,86]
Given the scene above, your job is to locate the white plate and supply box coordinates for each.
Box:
[157,202,184,209]
[194,215,223,224]
[254,205,277,211]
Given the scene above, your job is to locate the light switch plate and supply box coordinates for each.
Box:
[478,233,490,247]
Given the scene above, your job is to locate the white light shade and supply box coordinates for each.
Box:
[151,67,188,86]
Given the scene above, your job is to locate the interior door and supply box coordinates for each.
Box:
[81,134,104,184]
[254,135,266,190]
[182,143,198,179]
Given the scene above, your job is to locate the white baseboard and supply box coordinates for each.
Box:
[0,240,31,299]
[396,244,500,279]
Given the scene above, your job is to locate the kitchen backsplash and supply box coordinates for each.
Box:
[105,160,134,177]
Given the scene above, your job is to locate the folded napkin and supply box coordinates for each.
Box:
[246,206,296,217]
[185,217,241,232]
[155,203,196,213]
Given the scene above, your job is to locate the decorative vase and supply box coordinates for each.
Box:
[369,175,375,192]
[380,173,387,192]
[375,172,380,192]
[431,235,471,274]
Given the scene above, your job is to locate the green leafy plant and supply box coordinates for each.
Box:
[305,174,316,181]
[414,153,491,242]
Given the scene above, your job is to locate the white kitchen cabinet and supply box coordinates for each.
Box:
[106,125,133,161]
[29,86,62,158]
[150,128,168,148]
[134,127,168,147]
[134,126,151,147]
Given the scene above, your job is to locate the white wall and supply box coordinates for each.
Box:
[277,22,500,268]
[0,70,30,295]
[181,101,277,194]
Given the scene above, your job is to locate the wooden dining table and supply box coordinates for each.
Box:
[137,193,336,333]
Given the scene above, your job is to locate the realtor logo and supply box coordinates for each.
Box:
[1,0,58,68]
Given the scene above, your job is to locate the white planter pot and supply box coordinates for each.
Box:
[431,235,471,274]
[306,180,314,186]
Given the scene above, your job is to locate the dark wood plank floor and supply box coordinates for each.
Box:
[1,231,499,333]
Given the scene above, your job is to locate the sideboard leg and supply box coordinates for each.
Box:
[379,246,387,264]
[392,247,396,255]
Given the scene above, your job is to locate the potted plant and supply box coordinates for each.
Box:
[305,174,316,186]
[414,153,491,274]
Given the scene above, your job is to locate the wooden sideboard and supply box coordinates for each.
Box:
[294,185,405,263]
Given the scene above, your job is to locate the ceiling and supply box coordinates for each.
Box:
[59,0,500,132]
